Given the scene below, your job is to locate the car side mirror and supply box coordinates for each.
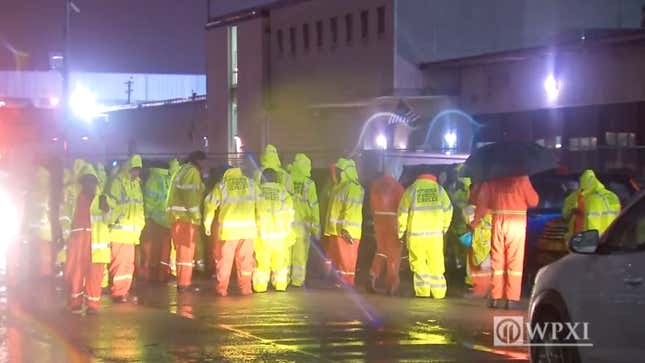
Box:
[569,230,600,254]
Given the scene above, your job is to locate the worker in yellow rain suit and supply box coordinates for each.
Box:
[166,152,206,291]
[254,144,292,190]
[204,167,258,296]
[253,169,295,292]
[324,158,364,287]
[562,181,582,242]
[579,170,621,236]
[25,166,54,279]
[107,155,145,302]
[289,154,320,287]
[58,159,87,279]
[398,173,453,298]
[462,183,492,298]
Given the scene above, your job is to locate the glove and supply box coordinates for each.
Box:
[204,225,211,237]
[341,229,354,245]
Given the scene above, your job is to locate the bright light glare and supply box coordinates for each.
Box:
[233,136,243,153]
[375,134,387,150]
[49,96,60,107]
[0,100,6,108]
[0,189,20,240]
[71,85,103,122]
[81,136,89,141]
[544,75,562,101]
[444,131,457,149]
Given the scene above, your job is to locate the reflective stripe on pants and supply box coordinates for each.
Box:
[254,242,289,292]
[66,231,105,309]
[324,236,360,286]
[467,251,491,297]
[171,221,198,288]
[407,236,446,298]
[290,236,311,286]
[139,221,170,282]
[110,243,135,298]
[490,215,526,301]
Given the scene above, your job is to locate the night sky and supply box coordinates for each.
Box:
[1,0,208,73]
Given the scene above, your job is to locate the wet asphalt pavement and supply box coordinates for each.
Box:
[1,279,529,362]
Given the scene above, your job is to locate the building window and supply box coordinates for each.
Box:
[303,23,310,51]
[276,29,284,56]
[330,17,338,47]
[360,10,369,40]
[377,6,385,36]
[289,26,296,55]
[345,13,353,44]
[316,20,323,48]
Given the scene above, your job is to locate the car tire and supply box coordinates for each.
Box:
[530,306,581,363]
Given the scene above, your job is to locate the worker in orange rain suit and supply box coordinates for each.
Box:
[107,155,145,303]
[63,164,113,314]
[368,161,405,295]
[166,152,206,292]
[323,158,365,287]
[289,153,320,287]
[204,166,258,296]
[462,182,492,298]
[473,176,539,309]
[253,168,295,292]
[398,173,453,298]
[25,166,55,279]
[578,170,621,236]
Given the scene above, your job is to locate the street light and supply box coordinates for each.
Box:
[70,84,103,122]
[375,134,387,150]
[444,131,457,149]
[544,74,562,102]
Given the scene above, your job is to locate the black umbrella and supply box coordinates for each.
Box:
[461,142,557,181]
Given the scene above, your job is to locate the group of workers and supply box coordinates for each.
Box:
[15,143,622,314]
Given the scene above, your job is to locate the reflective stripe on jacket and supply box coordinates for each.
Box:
[144,168,171,228]
[398,175,453,242]
[203,168,258,241]
[167,163,205,225]
[256,182,295,246]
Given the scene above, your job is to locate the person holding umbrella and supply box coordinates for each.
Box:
[463,142,549,310]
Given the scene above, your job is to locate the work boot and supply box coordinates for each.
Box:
[506,300,521,310]
[367,276,377,293]
[86,307,99,316]
[177,285,200,294]
[488,299,504,309]
[69,305,84,315]
[112,294,138,304]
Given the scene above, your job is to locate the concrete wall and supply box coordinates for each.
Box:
[267,0,395,152]
[206,27,231,154]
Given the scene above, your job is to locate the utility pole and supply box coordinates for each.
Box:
[125,77,134,104]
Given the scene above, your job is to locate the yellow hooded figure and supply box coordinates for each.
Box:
[254,144,292,192]
[579,170,621,235]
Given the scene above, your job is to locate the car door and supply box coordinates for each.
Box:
[585,197,645,362]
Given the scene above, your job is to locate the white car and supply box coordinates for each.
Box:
[529,192,645,363]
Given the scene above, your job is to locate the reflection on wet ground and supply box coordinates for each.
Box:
[0,281,529,362]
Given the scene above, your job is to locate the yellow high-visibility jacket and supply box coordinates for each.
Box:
[61,164,114,263]
[144,168,171,228]
[203,167,258,241]
[580,170,621,236]
[256,181,295,247]
[167,162,205,226]
[398,175,453,242]
[25,166,53,241]
[325,158,364,239]
[59,159,87,240]
[290,153,320,239]
[562,190,580,241]
[108,155,145,244]
[463,205,492,265]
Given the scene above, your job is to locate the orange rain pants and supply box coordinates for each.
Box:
[369,175,404,293]
[110,243,135,298]
[171,221,197,288]
[213,239,254,296]
[490,215,527,301]
[139,221,170,281]
[66,231,105,309]
[325,236,361,286]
